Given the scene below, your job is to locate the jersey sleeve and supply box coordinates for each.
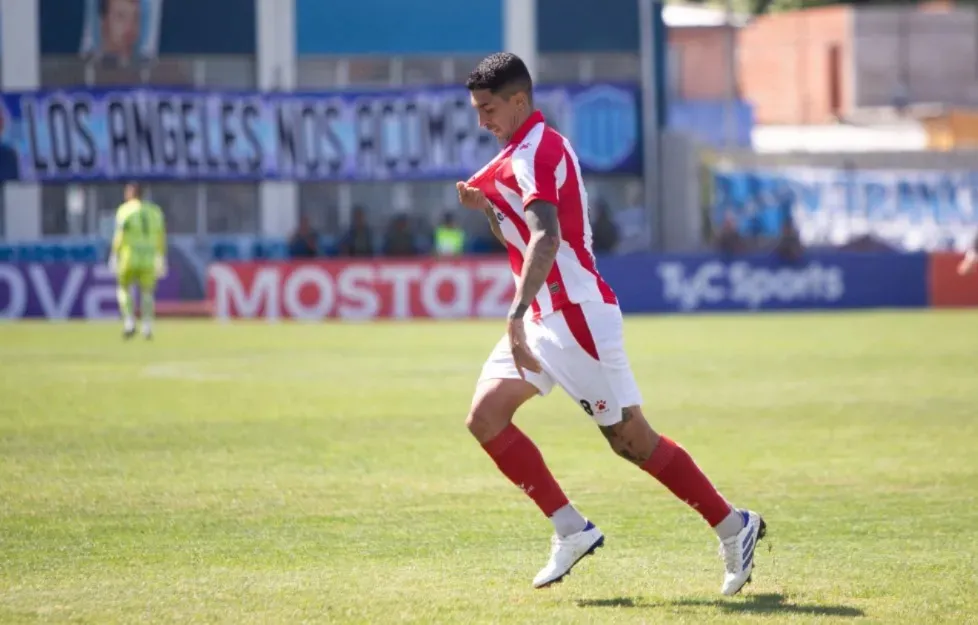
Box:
[153,204,167,256]
[114,205,127,230]
[510,138,563,209]
[111,204,128,254]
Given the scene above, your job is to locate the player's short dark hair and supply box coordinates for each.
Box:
[465,53,533,99]
[99,0,137,17]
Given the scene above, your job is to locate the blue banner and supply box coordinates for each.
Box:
[713,167,978,252]
[670,101,753,149]
[0,237,930,313]
[598,252,928,313]
[0,84,641,183]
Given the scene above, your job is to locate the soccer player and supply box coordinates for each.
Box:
[109,183,167,339]
[958,231,978,275]
[455,53,765,595]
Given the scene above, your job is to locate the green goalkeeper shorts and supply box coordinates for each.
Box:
[118,265,158,291]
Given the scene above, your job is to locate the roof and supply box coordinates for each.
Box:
[664,3,750,28]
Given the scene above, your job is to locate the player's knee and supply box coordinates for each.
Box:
[466,380,537,443]
[598,406,660,465]
[465,401,513,443]
[466,387,523,443]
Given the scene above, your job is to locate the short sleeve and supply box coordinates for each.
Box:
[511,139,562,209]
[114,205,127,230]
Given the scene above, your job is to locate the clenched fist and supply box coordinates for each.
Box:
[456,182,490,211]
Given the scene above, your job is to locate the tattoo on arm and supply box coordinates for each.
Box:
[483,204,506,247]
[509,201,561,319]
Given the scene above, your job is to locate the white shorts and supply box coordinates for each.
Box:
[478,302,643,427]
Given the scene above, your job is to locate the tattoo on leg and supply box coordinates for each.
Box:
[599,406,651,465]
[600,424,641,464]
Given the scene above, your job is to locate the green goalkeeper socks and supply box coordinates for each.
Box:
[117,286,134,325]
[141,291,155,327]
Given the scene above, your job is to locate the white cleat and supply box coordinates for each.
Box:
[719,509,767,596]
[532,521,604,589]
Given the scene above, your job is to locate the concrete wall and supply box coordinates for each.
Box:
[853,7,978,108]
[712,148,978,171]
[660,132,703,252]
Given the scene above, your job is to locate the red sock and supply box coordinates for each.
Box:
[641,435,732,527]
[481,424,569,517]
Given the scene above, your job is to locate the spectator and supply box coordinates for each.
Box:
[591,199,619,253]
[383,213,418,257]
[840,234,896,254]
[775,219,804,263]
[339,205,374,257]
[434,212,466,256]
[613,183,653,253]
[716,211,745,256]
[775,184,796,228]
[414,215,435,254]
[288,214,319,259]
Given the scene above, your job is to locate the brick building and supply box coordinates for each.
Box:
[738,2,978,124]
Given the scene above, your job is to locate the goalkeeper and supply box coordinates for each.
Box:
[109,183,167,339]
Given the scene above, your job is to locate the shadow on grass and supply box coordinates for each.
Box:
[577,593,864,617]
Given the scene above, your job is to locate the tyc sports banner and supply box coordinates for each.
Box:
[0,84,641,183]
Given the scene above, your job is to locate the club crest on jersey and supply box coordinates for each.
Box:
[495,211,505,223]
[518,142,531,151]
[548,282,561,295]
[594,400,608,414]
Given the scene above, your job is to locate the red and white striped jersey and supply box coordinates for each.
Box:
[468,110,618,320]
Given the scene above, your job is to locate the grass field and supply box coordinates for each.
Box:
[1,311,977,624]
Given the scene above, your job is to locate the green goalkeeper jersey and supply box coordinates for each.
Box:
[112,200,166,270]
